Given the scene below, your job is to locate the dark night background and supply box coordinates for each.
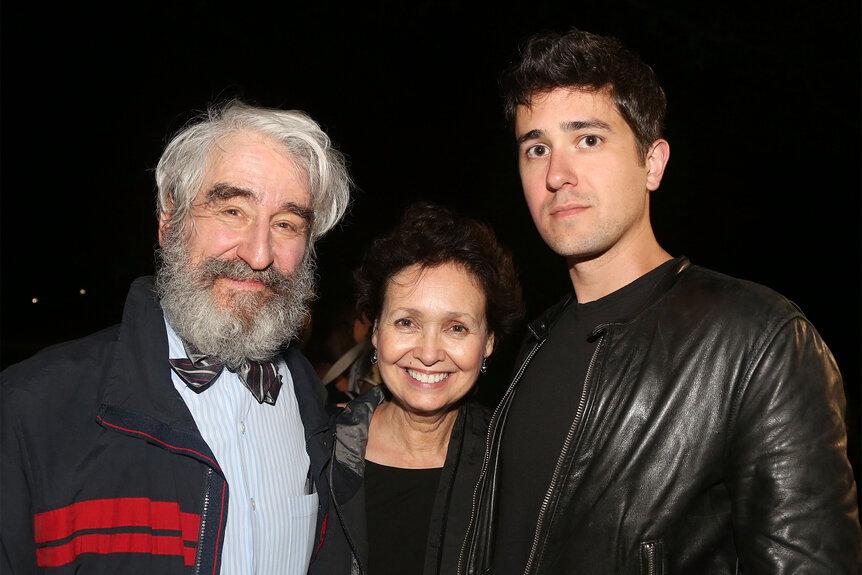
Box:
[1,2,859,490]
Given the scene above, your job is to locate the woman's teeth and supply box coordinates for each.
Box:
[407,369,449,384]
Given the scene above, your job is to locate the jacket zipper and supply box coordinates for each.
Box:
[643,542,657,575]
[193,468,214,575]
[457,338,546,575]
[639,540,663,575]
[523,330,606,574]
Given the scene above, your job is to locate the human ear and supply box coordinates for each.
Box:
[371,320,380,348]
[646,139,670,192]
[158,211,171,247]
[157,194,175,247]
[484,332,495,358]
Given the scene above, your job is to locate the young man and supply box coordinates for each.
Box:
[461,28,860,574]
[2,101,351,574]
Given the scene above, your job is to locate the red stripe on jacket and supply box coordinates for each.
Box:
[34,498,200,567]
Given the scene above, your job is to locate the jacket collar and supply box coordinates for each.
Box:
[527,256,692,342]
[333,386,474,479]
[334,385,388,476]
[100,276,329,443]
[100,276,199,431]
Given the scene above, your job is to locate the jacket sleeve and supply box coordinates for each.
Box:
[726,315,861,573]
[1,382,38,574]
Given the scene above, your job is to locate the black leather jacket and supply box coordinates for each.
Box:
[460,258,861,574]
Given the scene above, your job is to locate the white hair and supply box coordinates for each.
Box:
[155,100,351,243]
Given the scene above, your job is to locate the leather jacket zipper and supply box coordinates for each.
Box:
[639,540,663,575]
[523,330,607,574]
[457,338,547,575]
[644,542,657,575]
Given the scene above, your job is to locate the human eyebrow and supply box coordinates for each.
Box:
[389,306,421,318]
[392,308,478,323]
[516,129,546,146]
[203,185,312,222]
[561,119,612,133]
[279,202,314,226]
[204,183,256,204]
[447,312,479,325]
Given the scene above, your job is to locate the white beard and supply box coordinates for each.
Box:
[155,226,316,366]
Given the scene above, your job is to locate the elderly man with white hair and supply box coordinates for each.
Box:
[2,100,351,575]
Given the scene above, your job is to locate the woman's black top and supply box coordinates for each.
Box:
[365,461,443,575]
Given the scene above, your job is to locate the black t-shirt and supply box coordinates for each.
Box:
[492,260,677,574]
[365,460,443,575]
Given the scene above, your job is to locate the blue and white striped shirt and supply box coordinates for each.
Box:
[166,320,317,574]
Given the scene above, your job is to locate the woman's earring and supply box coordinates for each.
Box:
[371,347,378,365]
[480,357,487,373]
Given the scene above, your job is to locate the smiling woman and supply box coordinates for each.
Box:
[372,263,494,419]
[312,202,524,575]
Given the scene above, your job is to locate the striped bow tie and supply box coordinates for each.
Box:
[169,341,282,405]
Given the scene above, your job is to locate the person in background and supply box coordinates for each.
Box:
[2,100,351,574]
[460,27,861,574]
[312,202,524,575]
[314,304,381,405]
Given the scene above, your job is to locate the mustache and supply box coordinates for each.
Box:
[199,257,294,293]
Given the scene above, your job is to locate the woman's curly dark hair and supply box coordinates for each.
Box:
[355,202,525,349]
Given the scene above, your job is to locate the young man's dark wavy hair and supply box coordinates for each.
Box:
[502,27,667,162]
[354,202,524,349]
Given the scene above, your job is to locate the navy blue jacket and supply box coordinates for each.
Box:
[2,277,333,574]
